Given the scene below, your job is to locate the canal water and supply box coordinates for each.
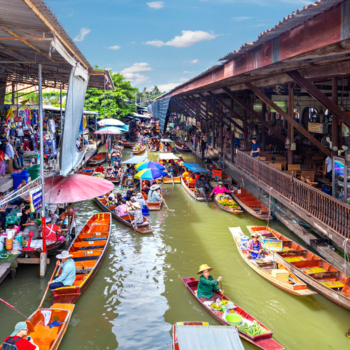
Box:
[0,149,349,349]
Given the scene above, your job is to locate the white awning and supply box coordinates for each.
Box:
[159,153,179,160]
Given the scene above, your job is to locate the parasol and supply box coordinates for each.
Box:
[94,127,123,135]
[44,174,114,204]
[45,224,60,241]
[135,168,168,181]
[97,119,125,127]
[135,161,165,171]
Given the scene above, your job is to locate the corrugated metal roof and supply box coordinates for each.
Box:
[219,0,345,61]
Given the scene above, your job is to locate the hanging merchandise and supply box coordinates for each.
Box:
[48,119,56,133]
[5,107,14,123]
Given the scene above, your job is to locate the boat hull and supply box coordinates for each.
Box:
[163,176,181,184]
[175,142,190,152]
[133,146,146,154]
[181,175,213,202]
[146,201,162,211]
[214,195,243,214]
[88,153,107,165]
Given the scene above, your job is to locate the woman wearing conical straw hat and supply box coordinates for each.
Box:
[196,264,222,302]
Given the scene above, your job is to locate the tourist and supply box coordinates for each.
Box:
[148,185,163,202]
[20,207,35,231]
[196,264,222,302]
[95,164,105,173]
[246,232,266,260]
[211,181,232,197]
[196,175,210,191]
[2,322,39,350]
[115,199,128,217]
[200,135,207,159]
[49,251,76,290]
[4,140,14,174]
[126,186,136,201]
[325,156,332,183]
[0,145,5,177]
[135,193,147,208]
[142,181,150,195]
[250,138,260,158]
[115,193,123,206]
[16,144,25,169]
[130,200,143,225]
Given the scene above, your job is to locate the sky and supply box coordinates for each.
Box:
[46,0,313,92]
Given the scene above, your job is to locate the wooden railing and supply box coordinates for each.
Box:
[236,150,350,239]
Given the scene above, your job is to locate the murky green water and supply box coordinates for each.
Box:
[0,149,349,349]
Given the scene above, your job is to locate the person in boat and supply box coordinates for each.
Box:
[95,165,105,173]
[105,169,113,180]
[117,167,123,178]
[126,186,136,201]
[195,175,210,192]
[211,181,232,198]
[2,322,39,350]
[142,181,150,195]
[49,251,76,290]
[247,232,266,260]
[106,195,116,207]
[134,193,147,208]
[129,200,143,225]
[148,185,163,202]
[115,199,129,217]
[197,264,223,302]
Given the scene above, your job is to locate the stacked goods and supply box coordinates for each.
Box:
[216,194,240,209]
[238,321,268,337]
[92,172,105,178]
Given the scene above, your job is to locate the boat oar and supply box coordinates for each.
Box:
[0,298,35,332]
[201,188,210,207]
[163,199,175,212]
[219,280,224,295]
[38,265,58,310]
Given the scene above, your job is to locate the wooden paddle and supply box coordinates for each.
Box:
[38,264,58,309]
[162,199,175,212]
[219,280,224,295]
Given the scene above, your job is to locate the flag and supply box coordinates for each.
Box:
[41,310,52,327]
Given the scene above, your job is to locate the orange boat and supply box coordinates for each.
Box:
[88,153,107,165]
[78,167,95,176]
[231,188,272,220]
[163,176,181,184]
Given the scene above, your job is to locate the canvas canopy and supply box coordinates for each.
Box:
[123,155,147,164]
[176,326,244,350]
[159,153,179,160]
[160,139,173,143]
[182,163,210,173]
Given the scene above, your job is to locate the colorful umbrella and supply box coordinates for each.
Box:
[44,175,114,203]
[134,168,168,181]
[135,161,165,171]
[45,224,60,241]
[94,127,123,135]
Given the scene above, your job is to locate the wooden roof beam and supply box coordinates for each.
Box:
[245,82,331,157]
[287,70,350,128]
[207,91,243,121]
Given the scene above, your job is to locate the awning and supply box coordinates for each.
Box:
[98,119,125,127]
[160,139,173,143]
[182,163,210,173]
[94,127,124,135]
[123,155,148,164]
[159,153,179,160]
[133,113,151,119]
[176,326,244,350]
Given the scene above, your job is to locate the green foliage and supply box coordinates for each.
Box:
[135,86,164,106]
[4,91,66,105]
[84,71,137,119]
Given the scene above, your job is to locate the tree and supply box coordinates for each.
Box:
[134,85,164,106]
[84,70,137,119]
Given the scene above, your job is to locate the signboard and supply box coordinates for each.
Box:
[29,186,43,212]
[262,238,283,251]
[308,122,328,134]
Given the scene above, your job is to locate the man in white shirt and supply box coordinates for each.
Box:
[325,156,332,183]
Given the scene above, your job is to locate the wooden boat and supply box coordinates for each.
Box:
[163,176,181,184]
[231,188,272,220]
[51,213,111,305]
[214,194,243,214]
[182,277,284,350]
[109,174,121,184]
[88,153,107,165]
[120,174,140,189]
[78,167,95,176]
[94,197,153,234]
[247,225,350,311]
[1,304,75,350]
[181,175,213,202]
[132,145,146,154]
[206,164,231,185]
[122,141,136,148]
[174,142,190,152]
[230,227,316,296]
[146,201,162,211]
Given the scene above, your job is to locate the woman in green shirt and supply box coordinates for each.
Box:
[197,264,223,302]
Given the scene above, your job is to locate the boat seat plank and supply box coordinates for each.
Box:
[73,240,107,248]
[307,271,340,280]
[278,250,308,257]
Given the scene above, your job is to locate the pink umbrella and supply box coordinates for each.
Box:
[44,174,114,204]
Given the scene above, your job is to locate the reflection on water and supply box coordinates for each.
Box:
[0,150,349,349]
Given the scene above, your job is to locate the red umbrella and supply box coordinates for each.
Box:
[44,174,114,204]
[45,224,60,241]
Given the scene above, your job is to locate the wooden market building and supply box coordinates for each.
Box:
[149,0,350,259]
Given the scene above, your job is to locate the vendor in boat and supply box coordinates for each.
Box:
[197,264,223,302]
[247,232,266,260]
[129,200,144,225]
[49,251,76,290]
[211,181,232,198]
[126,186,136,201]
[195,175,210,191]
[95,165,105,173]
[2,322,39,350]
[20,207,36,232]
[134,193,147,208]
[148,185,163,202]
[142,181,151,195]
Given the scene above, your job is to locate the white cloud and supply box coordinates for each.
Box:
[183,71,194,74]
[190,59,199,64]
[147,1,164,9]
[121,63,153,74]
[74,28,91,42]
[108,45,121,50]
[123,73,150,85]
[145,30,217,48]
[131,42,136,44]
[158,83,181,92]
[232,16,252,22]
[179,78,187,82]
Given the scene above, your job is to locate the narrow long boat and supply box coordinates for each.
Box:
[182,277,284,350]
[88,153,107,165]
[247,225,350,310]
[214,194,243,214]
[181,175,213,202]
[174,142,190,152]
[206,164,231,185]
[78,167,95,176]
[230,227,316,296]
[4,304,75,350]
[231,188,272,220]
[163,176,181,184]
[132,145,146,154]
[51,213,111,305]
[94,197,153,234]
[123,141,136,148]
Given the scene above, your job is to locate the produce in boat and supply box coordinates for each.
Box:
[214,194,243,214]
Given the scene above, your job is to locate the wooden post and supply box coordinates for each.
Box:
[332,78,338,156]
[288,83,294,164]
[212,96,216,149]
[11,81,15,104]
[243,91,248,149]
[231,129,234,163]
[261,100,266,152]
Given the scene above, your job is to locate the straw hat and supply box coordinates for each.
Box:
[218,181,223,186]
[56,251,73,259]
[197,263,213,274]
[132,202,141,209]
[150,184,160,190]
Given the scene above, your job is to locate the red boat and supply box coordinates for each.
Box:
[175,142,190,152]
[88,153,107,165]
[182,277,284,350]
[123,141,136,148]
